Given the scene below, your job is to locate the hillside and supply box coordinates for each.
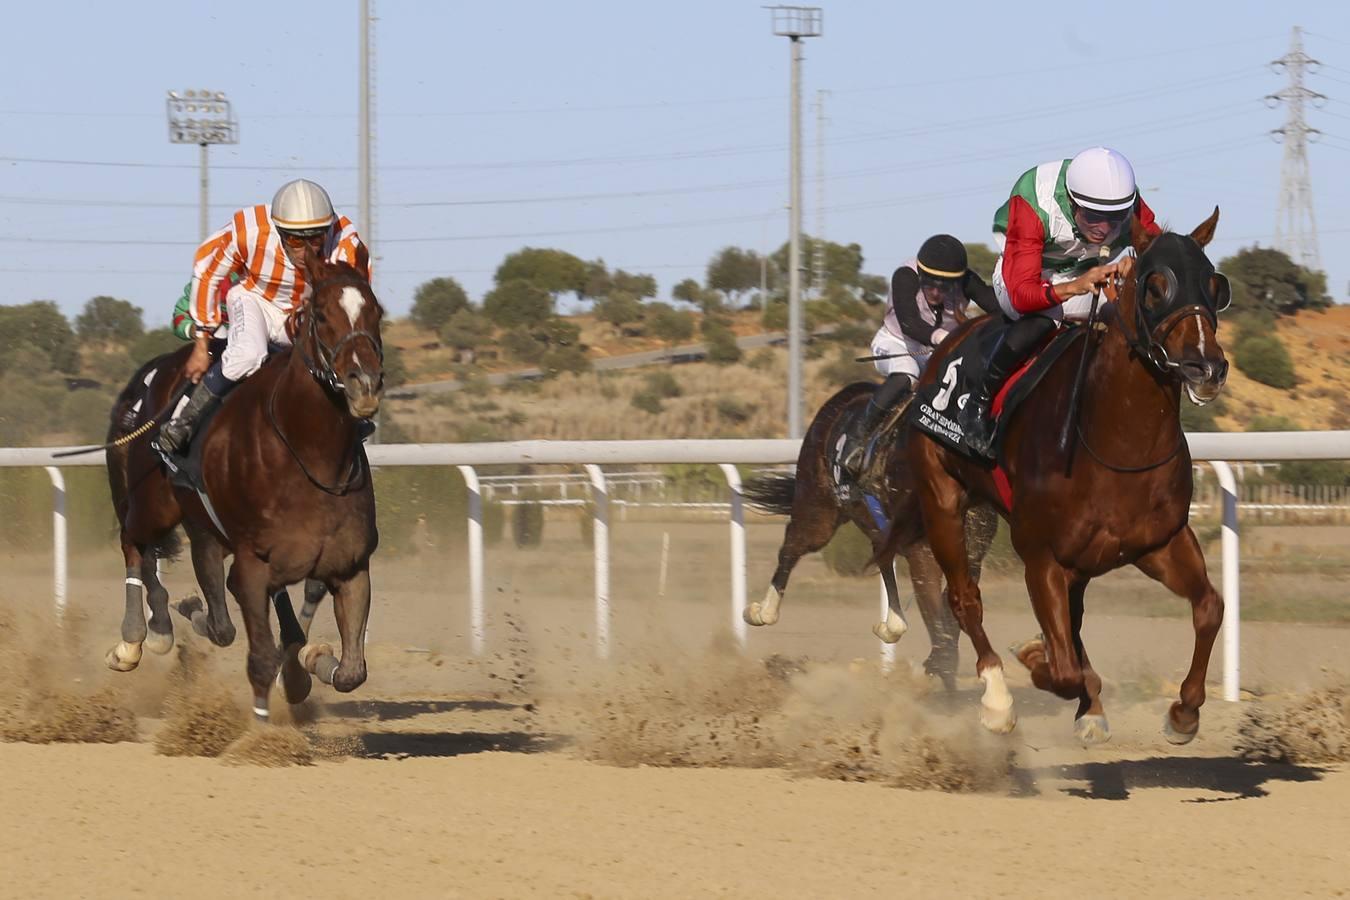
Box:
[381,305,1350,443]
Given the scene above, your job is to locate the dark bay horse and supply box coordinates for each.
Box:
[743,383,998,687]
[105,258,384,719]
[895,210,1229,743]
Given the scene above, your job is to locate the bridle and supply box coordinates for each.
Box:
[267,291,383,496]
[1076,243,1227,474]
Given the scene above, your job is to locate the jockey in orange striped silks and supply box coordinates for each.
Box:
[159,179,370,454]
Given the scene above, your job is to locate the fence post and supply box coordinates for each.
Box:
[1210,461,1241,702]
[584,464,611,659]
[456,465,485,656]
[717,464,748,651]
[44,466,67,621]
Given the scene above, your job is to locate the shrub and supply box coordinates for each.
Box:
[644,370,682,399]
[715,397,752,424]
[1178,395,1227,432]
[821,524,872,577]
[631,391,663,414]
[1234,332,1297,390]
[705,328,742,365]
[747,348,777,371]
[541,345,591,377]
[410,277,469,331]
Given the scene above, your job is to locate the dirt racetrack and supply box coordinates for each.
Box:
[3,530,1350,898]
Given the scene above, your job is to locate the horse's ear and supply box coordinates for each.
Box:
[1130,214,1157,256]
[1190,206,1220,248]
[302,251,328,289]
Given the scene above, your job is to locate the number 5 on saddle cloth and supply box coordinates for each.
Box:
[908,320,1088,462]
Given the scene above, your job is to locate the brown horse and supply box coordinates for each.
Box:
[105,258,384,719]
[742,383,998,687]
[895,210,1229,744]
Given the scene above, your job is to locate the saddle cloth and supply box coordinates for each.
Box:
[907,320,1085,462]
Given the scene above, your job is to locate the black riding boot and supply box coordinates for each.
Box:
[842,373,913,477]
[959,315,1056,458]
[159,366,232,455]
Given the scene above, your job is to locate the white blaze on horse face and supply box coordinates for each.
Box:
[1194,314,1207,355]
[339,286,366,327]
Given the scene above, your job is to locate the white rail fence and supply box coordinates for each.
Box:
[4,431,1350,702]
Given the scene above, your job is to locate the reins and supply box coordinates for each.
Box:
[1066,268,1191,475]
[264,301,377,496]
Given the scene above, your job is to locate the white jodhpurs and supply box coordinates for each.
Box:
[870,327,924,380]
[219,285,293,382]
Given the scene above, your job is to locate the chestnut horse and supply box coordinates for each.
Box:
[894,210,1230,744]
[742,383,998,687]
[105,258,384,719]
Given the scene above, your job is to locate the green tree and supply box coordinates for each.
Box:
[439,308,494,357]
[610,269,657,299]
[582,259,612,300]
[706,246,763,307]
[410,277,469,331]
[129,327,182,363]
[1218,246,1330,318]
[594,291,644,328]
[964,243,999,282]
[75,295,144,346]
[773,236,864,293]
[484,279,553,327]
[672,278,703,305]
[857,273,888,305]
[0,301,78,374]
[495,247,587,299]
[646,303,694,348]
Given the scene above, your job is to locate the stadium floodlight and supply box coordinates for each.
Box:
[166,89,239,241]
[766,6,822,439]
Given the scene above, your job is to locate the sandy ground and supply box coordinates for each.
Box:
[3,527,1350,898]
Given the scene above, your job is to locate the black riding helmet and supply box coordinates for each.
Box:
[916,234,968,281]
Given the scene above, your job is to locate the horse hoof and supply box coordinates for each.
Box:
[1074,714,1111,746]
[872,621,906,644]
[1010,634,1045,672]
[278,645,313,705]
[300,643,339,685]
[980,703,1017,734]
[104,641,142,672]
[144,629,175,656]
[174,596,203,622]
[742,602,778,627]
[1163,704,1199,745]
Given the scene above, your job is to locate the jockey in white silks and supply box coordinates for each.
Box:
[840,234,999,477]
[957,146,1165,458]
[159,179,371,454]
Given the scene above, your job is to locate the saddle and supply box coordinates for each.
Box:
[908,319,1086,463]
[152,382,225,494]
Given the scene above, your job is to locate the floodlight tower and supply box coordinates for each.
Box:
[767,5,822,440]
[166,90,239,242]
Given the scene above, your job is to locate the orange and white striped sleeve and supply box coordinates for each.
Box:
[189,217,246,331]
[330,215,372,281]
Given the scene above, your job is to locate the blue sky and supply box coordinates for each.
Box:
[4,1,1350,323]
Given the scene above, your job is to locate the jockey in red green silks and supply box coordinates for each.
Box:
[159,179,370,454]
[840,234,999,477]
[958,146,1165,458]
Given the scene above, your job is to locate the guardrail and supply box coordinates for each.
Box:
[5,430,1350,701]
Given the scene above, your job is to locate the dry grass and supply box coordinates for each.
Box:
[386,347,871,442]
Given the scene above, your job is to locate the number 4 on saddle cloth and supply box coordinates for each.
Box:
[907,319,1087,465]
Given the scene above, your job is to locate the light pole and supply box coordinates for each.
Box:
[166,90,239,242]
[767,6,822,439]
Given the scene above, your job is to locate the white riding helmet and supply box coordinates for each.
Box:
[1065,147,1137,212]
[271,179,336,232]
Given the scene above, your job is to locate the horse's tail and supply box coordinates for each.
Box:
[742,473,797,516]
